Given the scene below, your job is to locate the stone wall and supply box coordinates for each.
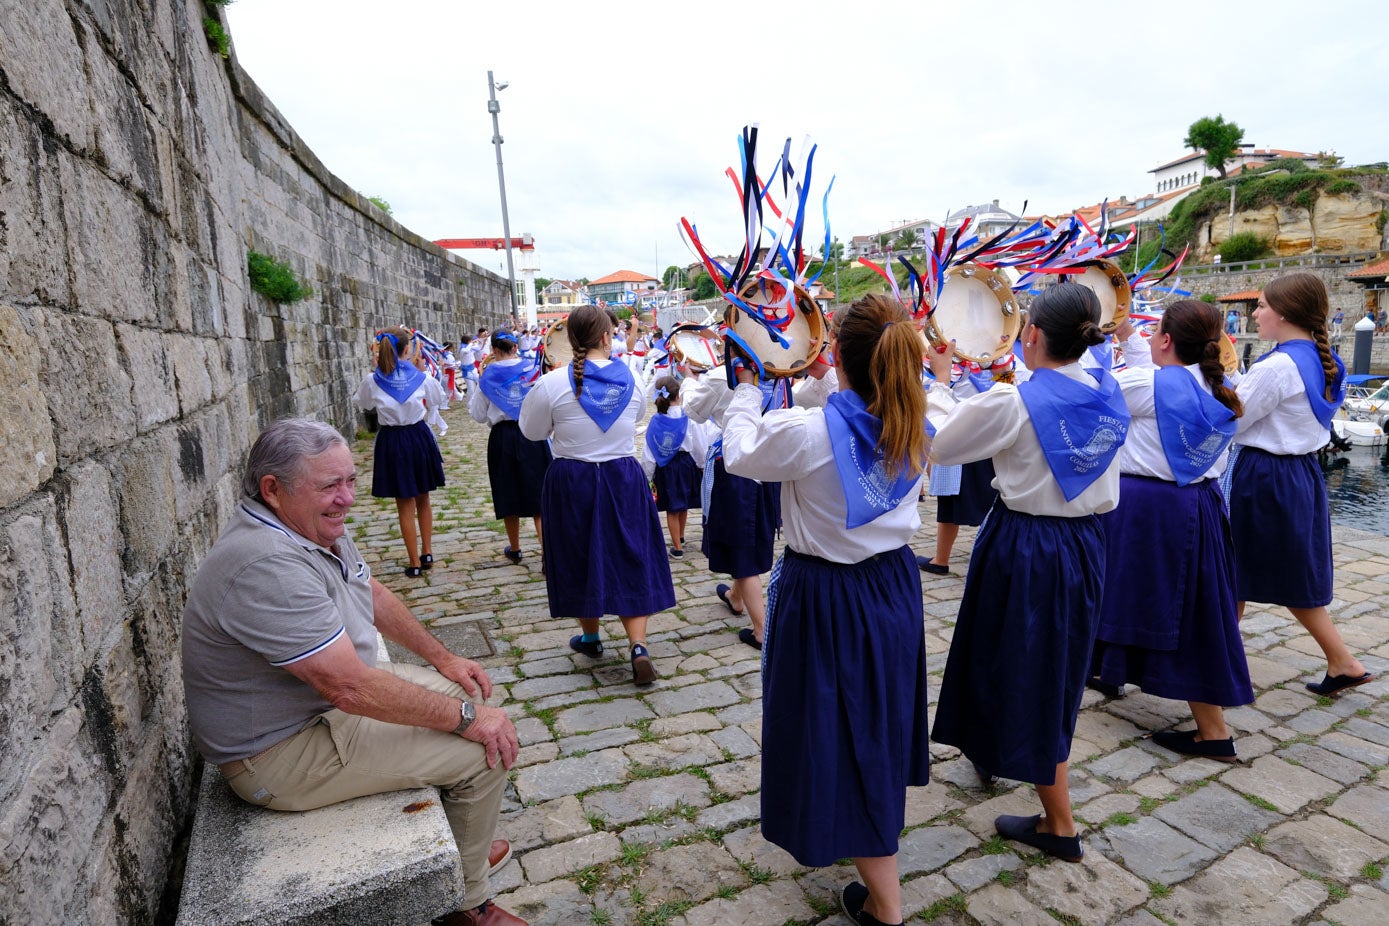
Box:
[1193,189,1389,261]
[0,2,508,923]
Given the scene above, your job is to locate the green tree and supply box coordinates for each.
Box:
[895,229,919,251]
[828,237,845,262]
[693,273,718,300]
[877,232,891,252]
[1184,115,1244,180]
[663,265,687,288]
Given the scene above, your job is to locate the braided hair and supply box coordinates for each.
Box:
[565,305,612,397]
[1159,300,1243,417]
[1263,272,1338,401]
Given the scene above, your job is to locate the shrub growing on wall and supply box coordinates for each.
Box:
[247,251,314,303]
[1218,232,1271,264]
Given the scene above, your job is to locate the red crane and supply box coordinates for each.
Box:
[434,236,535,251]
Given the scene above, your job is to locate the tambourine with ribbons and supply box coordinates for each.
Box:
[541,317,573,372]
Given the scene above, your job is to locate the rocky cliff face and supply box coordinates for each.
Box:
[1196,191,1388,260]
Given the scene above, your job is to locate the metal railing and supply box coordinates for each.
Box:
[1182,251,1379,276]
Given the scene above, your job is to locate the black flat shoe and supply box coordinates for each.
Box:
[503,545,523,564]
[716,583,744,616]
[915,556,948,575]
[1152,728,1237,762]
[839,881,902,926]
[404,565,423,578]
[419,554,434,570]
[1085,677,1125,698]
[995,814,1083,862]
[1305,671,1374,696]
[631,645,657,686]
[569,635,603,658]
[738,628,762,651]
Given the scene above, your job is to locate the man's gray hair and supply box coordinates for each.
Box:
[242,418,348,499]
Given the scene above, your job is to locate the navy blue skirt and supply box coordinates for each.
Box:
[1229,447,1333,608]
[487,420,552,519]
[654,451,701,512]
[540,457,676,618]
[931,505,1104,785]
[371,420,445,499]
[937,458,998,526]
[1091,477,1253,706]
[702,457,780,579]
[761,546,931,866]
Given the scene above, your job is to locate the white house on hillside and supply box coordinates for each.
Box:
[1150,147,1321,193]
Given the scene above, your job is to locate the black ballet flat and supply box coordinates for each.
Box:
[1151,728,1237,762]
[995,813,1083,862]
[1305,671,1374,696]
[419,554,434,570]
[1085,677,1125,698]
[404,565,423,578]
[916,556,948,576]
[738,628,762,651]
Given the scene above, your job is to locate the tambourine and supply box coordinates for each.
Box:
[1068,259,1132,335]
[667,323,721,372]
[542,318,573,371]
[923,263,1021,366]
[724,279,829,378]
[1219,333,1239,374]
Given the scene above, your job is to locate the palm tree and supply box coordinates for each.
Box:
[895,229,919,252]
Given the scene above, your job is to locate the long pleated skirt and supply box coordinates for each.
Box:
[1091,476,1254,706]
[654,450,701,512]
[931,505,1104,785]
[540,457,676,618]
[371,420,446,499]
[761,546,931,867]
[936,458,998,526]
[1228,447,1333,608]
[702,457,780,579]
[486,420,552,519]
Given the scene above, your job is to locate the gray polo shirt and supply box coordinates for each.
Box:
[182,498,378,765]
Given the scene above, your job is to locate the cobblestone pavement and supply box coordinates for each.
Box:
[349,402,1389,926]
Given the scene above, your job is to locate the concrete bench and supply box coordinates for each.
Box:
[176,638,464,926]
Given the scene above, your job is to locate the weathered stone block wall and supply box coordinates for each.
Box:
[0,2,508,922]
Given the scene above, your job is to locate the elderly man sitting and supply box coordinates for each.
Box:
[182,418,525,926]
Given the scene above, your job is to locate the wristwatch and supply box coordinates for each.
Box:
[454,700,476,735]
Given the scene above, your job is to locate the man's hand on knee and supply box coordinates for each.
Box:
[435,655,493,700]
[459,705,519,770]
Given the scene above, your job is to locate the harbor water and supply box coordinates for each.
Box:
[1324,442,1389,535]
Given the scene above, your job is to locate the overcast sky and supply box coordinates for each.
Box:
[224,0,1387,282]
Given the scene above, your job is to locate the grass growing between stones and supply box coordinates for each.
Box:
[1243,793,1279,812]
[1104,812,1137,828]
[1361,861,1384,879]
[1301,869,1349,900]
[980,835,1011,855]
[1149,881,1172,898]
[589,908,612,926]
[996,869,1017,886]
[920,893,968,922]
[739,861,775,884]
[1047,909,1083,925]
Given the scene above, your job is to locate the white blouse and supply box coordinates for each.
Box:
[927,361,1121,517]
[519,359,646,462]
[354,371,445,427]
[1234,349,1332,455]
[722,381,922,564]
[639,408,714,480]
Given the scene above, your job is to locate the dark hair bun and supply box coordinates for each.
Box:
[1078,320,1105,347]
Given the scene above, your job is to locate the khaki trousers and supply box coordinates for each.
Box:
[223,663,505,908]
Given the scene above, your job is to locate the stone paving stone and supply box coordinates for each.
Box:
[516,655,575,678]
[1277,741,1372,785]
[903,781,964,827]
[1222,704,1279,733]
[695,794,760,831]
[679,879,816,926]
[1285,707,1342,735]
[623,733,725,771]
[1072,711,1147,753]
[1087,745,1162,783]
[512,716,551,747]
[720,825,806,878]
[579,773,710,827]
[965,882,1056,926]
[958,790,1042,839]
[644,680,741,716]
[708,724,758,760]
[1254,686,1319,717]
[1066,772,1114,805]
[514,742,560,769]
[1221,754,1340,814]
[1263,816,1389,880]
[499,795,593,853]
[897,825,977,876]
[1076,792,1141,826]
[900,872,957,918]
[714,701,760,725]
[1153,782,1282,853]
[1320,884,1389,926]
[1319,730,1389,766]
[1023,849,1148,926]
[632,841,748,905]
[557,727,640,756]
[554,699,654,736]
[648,712,722,737]
[1339,716,1389,747]
[518,831,622,884]
[1159,754,1231,784]
[1327,782,1389,836]
[617,819,697,847]
[493,877,595,926]
[944,853,1022,892]
[1111,912,1165,926]
[513,749,629,803]
[529,688,602,712]
[1150,846,1327,925]
[1102,815,1221,885]
[705,759,760,796]
[1127,773,1179,800]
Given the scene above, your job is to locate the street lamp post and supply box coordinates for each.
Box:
[487,71,519,325]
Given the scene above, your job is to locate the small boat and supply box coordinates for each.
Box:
[1331,416,1386,447]
[1343,377,1389,417]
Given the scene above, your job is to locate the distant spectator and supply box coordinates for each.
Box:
[1378,308,1387,335]
[1331,309,1344,338]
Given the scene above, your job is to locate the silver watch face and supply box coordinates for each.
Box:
[461,701,476,724]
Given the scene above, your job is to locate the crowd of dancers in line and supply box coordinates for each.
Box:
[353,272,1373,926]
